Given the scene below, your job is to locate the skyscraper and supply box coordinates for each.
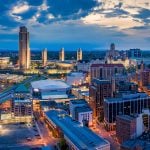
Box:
[59,48,65,61]
[89,79,112,118]
[19,26,30,69]
[42,48,47,66]
[77,48,82,61]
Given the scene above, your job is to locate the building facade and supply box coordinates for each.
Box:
[116,115,144,143]
[42,48,47,66]
[19,26,30,69]
[45,110,110,150]
[12,84,33,122]
[77,48,82,61]
[104,93,150,131]
[59,48,65,61]
[90,64,124,80]
[128,49,142,58]
[140,70,150,87]
[69,99,93,126]
[89,79,112,118]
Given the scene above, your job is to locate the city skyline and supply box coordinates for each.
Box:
[0,0,150,50]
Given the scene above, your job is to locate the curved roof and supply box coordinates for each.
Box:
[31,79,70,90]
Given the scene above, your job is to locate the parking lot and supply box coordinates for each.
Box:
[0,123,43,149]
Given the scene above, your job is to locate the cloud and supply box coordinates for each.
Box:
[38,0,49,11]
[82,13,144,29]
[0,0,149,49]
[11,1,30,14]
[82,0,150,30]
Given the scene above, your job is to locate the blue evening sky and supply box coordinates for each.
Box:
[0,0,150,50]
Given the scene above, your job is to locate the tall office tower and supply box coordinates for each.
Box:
[19,26,30,69]
[59,48,65,61]
[77,48,82,61]
[42,48,47,66]
[89,79,112,118]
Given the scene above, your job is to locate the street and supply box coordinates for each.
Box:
[90,121,120,150]
[35,112,58,149]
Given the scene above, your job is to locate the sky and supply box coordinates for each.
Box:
[0,0,150,50]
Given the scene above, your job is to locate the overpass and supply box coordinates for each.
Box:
[0,74,48,104]
[0,75,38,104]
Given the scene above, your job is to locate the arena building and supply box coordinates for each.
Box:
[31,79,71,99]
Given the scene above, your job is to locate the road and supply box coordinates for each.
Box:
[0,75,37,104]
[34,112,58,149]
[90,122,120,150]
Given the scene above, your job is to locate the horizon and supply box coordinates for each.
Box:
[0,48,150,52]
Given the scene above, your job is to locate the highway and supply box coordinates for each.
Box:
[0,75,37,104]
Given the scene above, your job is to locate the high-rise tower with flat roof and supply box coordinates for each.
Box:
[42,48,47,66]
[19,26,30,69]
[59,48,65,61]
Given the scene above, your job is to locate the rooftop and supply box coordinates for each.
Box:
[14,99,31,103]
[91,63,124,68]
[67,72,84,77]
[40,100,56,107]
[31,79,70,90]
[105,92,148,103]
[92,78,111,84]
[70,99,88,105]
[45,110,109,150]
[121,139,150,150]
[75,106,92,113]
[15,84,29,93]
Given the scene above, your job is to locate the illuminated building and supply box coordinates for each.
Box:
[12,84,32,121]
[77,60,90,72]
[77,48,82,61]
[140,70,150,87]
[90,64,124,80]
[19,26,30,69]
[66,72,86,86]
[104,93,150,131]
[69,99,93,126]
[128,49,142,58]
[89,79,112,118]
[42,48,47,66]
[116,115,144,143]
[0,57,10,69]
[31,79,71,99]
[45,110,110,150]
[59,48,65,61]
